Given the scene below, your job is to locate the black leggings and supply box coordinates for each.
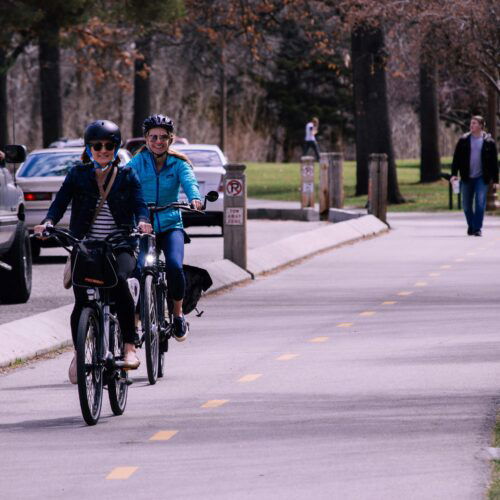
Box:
[70,250,136,346]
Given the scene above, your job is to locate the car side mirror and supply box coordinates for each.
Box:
[205,191,219,203]
[4,144,27,163]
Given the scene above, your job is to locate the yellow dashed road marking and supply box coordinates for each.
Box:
[276,354,299,361]
[337,322,353,327]
[150,430,178,441]
[201,399,229,408]
[106,467,138,480]
[414,281,427,287]
[397,291,413,296]
[359,311,375,317]
[238,374,262,383]
[382,301,396,305]
[428,272,440,277]
[310,336,329,343]
[440,265,452,269]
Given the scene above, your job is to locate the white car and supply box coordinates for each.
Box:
[170,144,226,231]
[16,147,132,258]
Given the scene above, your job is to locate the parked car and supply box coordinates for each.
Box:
[0,145,32,303]
[172,144,226,231]
[48,138,85,148]
[16,147,132,259]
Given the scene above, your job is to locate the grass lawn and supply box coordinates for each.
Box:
[488,416,500,499]
[246,158,461,212]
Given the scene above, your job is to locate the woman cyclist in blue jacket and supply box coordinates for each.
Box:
[128,114,202,341]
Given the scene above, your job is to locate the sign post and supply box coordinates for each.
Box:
[368,153,388,223]
[223,163,247,269]
[329,152,344,209]
[300,156,315,209]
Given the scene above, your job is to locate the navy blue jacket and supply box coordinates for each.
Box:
[43,162,149,241]
[451,132,499,183]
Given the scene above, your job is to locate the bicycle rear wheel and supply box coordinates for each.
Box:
[142,274,159,385]
[108,319,128,415]
[76,307,103,426]
[157,287,169,379]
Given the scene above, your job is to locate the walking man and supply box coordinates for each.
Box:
[302,117,320,161]
[451,115,499,236]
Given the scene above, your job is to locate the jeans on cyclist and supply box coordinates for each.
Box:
[70,250,137,346]
[136,228,186,301]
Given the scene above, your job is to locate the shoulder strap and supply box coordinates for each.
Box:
[91,167,117,226]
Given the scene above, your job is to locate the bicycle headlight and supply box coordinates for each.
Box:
[145,254,155,265]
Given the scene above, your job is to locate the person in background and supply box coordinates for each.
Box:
[450,115,499,236]
[302,117,320,161]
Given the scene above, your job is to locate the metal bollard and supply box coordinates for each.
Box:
[300,156,315,208]
[319,153,329,215]
[328,153,344,209]
[223,163,247,269]
[368,153,388,223]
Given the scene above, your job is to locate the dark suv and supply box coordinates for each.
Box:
[0,145,32,303]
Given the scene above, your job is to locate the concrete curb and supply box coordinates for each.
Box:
[0,214,387,368]
[246,215,387,276]
[0,304,73,368]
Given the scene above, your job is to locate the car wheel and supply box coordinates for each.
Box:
[31,238,41,261]
[0,222,32,304]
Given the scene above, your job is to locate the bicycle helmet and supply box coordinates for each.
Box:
[84,120,121,147]
[142,114,174,136]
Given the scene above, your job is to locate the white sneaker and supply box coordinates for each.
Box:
[68,352,77,384]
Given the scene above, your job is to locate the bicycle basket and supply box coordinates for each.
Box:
[72,239,118,288]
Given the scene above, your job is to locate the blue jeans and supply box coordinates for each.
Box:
[137,229,185,301]
[461,177,489,232]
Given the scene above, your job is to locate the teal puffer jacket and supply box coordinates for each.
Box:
[128,149,201,232]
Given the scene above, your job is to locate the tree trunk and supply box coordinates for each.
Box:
[419,59,441,182]
[132,36,152,138]
[0,49,8,149]
[487,74,498,141]
[39,23,62,148]
[351,24,404,203]
[219,47,227,152]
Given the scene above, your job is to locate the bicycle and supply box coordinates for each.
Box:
[39,226,139,425]
[137,191,219,385]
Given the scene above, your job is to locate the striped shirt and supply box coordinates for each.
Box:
[87,198,117,240]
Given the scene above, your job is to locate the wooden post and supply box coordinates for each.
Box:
[328,152,344,208]
[223,163,247,269]
[368,153,388,223]
[319,153,329,215]
[300,156,315,208]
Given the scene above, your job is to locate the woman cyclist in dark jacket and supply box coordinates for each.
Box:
[35,120,152,383]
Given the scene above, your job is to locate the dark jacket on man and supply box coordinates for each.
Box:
[451,132,499,183]
[43,162,149,244]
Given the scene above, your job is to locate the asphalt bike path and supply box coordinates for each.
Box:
[1,212,500,498]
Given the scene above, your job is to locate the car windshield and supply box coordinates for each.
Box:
[18,151,129,177]
[18,152,81,177]
[180,150,223,168]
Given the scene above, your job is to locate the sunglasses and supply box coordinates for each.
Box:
[91,142,115,151]
[148,134,170,143]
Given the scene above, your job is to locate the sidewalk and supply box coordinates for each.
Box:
[0,211,387,368]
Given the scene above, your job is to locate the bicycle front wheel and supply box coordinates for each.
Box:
[76,307,104,426]
[142,274,159,385]
[108,318,128,415]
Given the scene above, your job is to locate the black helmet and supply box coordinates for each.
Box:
[143,114,174,136]
[84,120,121,147]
